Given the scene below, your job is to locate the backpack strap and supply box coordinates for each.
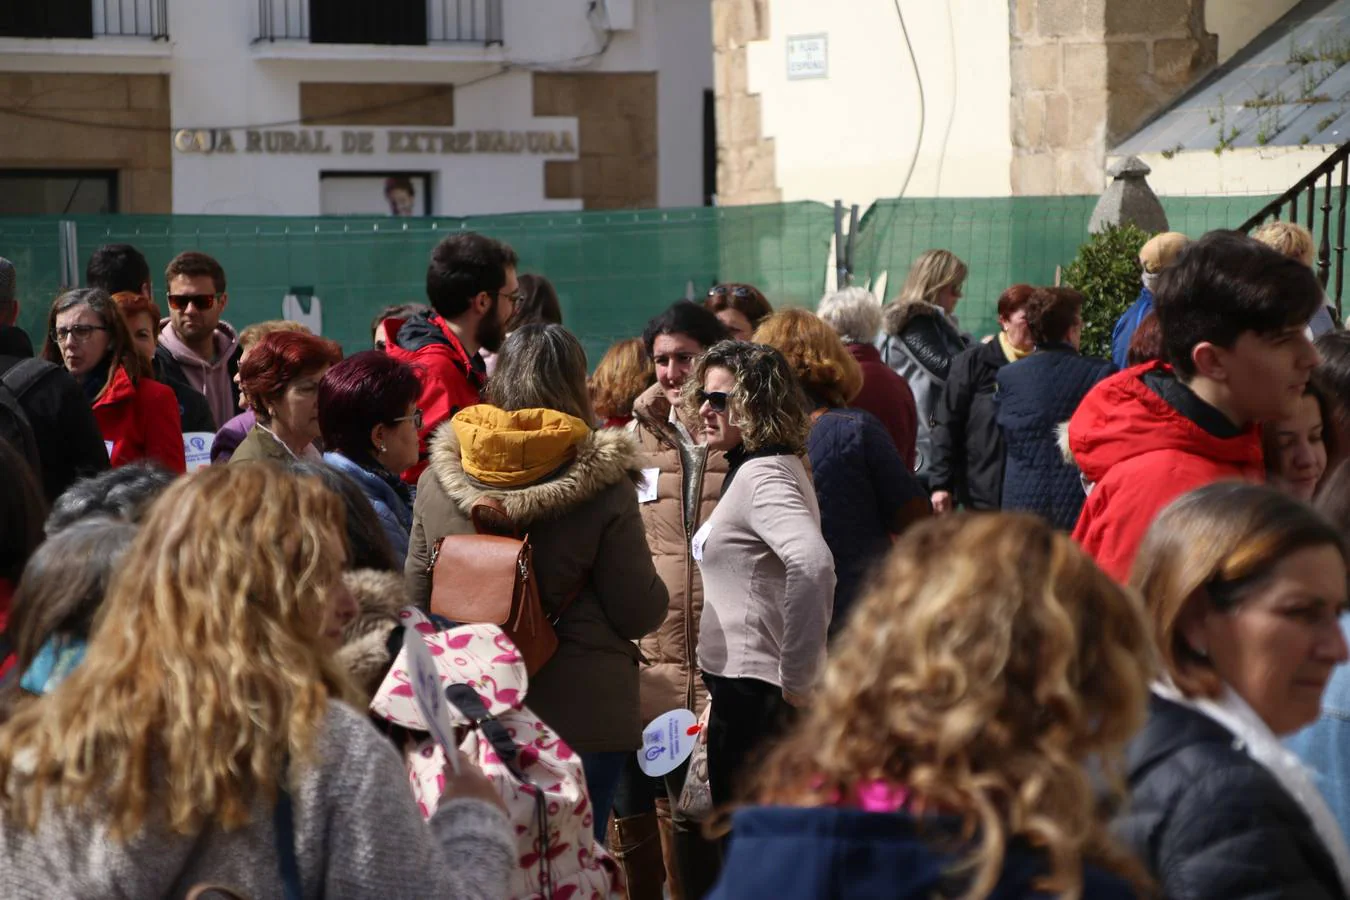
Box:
[1,357,57,399]
[273,775,303,900]
[469,495,519,538]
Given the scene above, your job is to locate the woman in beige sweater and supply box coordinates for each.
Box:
[685,341,836,813]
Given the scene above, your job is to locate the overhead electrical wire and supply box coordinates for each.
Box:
[892,0,925,200]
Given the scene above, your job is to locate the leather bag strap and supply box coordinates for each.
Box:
[470,495,519,538]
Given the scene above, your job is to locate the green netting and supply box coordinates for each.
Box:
[850,194,1279,338]
[0,202,836,367]
[0,193,1278,365]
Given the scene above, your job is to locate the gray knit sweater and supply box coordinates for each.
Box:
[0,701,514,899]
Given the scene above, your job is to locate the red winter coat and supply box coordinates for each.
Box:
[93,365,186,473]
[382,311,487,485]
[1069,363,1264,582]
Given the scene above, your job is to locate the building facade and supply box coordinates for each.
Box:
[712,0,1325,211]
[0,0,712,216]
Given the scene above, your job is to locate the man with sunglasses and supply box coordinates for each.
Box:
[159,251,243,430]
[381,231,519,484]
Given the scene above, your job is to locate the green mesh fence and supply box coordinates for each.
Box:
[850,194,1279,339]
[0,202,835,367]
[0,193,1277,366]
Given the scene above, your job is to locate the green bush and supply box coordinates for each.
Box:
[1062,223,1151,360]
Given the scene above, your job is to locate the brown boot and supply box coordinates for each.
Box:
[655,797,683,900]
[657,796,722,900]
[608,811,666,900]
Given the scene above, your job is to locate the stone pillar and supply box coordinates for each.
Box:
[1009,0,1217,196]
[712,0,780,205]
[1088,155,1169,233]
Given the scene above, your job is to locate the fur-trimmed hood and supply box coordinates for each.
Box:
[427,417,642,526]
[336,568,405,701]
[882,298,947,337]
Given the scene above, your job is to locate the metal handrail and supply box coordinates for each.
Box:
[1239,141,1350,321]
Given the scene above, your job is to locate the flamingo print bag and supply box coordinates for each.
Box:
[370,609,621,900]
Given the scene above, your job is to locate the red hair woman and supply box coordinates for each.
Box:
[231,331,342,464]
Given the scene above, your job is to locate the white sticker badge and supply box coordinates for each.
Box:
[637,708,699,777]
[183,432,214,472]
[402,621,461,774]
[691,519,713,563]
[636,467,660,503]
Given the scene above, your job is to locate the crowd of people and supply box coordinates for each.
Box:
[1,216,1349,899]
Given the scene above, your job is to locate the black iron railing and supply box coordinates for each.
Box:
[257,0,502,45]
[0,0,168,39]
[1240,141,1350,321]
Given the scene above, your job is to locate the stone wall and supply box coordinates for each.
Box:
[532,72,658,210]
[1009,0,1216,195]
[711,0,778,206]
[0,73,171,213]
[299,83,455,127]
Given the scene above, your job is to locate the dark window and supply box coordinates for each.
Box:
[0,170,118,215]
[310,0,428,45]
[0,0,93,38]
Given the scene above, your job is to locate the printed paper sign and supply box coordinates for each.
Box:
[403,620,461,774]
[637,467,660,503]
[183,432,214,472]
[637,708,699,777]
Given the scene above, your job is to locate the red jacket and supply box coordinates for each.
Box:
[383,312,487,484]
[1069,363,1264,582]
[94,365,186,473]
[848,342,919,470]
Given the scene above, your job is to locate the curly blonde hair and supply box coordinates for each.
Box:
[683,340,812,454]
[1252,220,1316,268]
[753,307,863,409]
[749,514,1156,899]
[589,337,654,420]
[0,464,357,839]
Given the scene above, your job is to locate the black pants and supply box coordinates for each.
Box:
[702,674,796,808]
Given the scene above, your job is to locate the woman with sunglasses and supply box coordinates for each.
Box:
[318,351,422,564]
[705,283,772,342]
[687,342,835,819]
[42,288,185,473]
[231,331,342,465]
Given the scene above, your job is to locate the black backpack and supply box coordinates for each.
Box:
[0,357,54,479]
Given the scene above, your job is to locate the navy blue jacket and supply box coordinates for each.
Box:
[709,806,1138,899]
[807,408,926,634]
[996,345,1113,530]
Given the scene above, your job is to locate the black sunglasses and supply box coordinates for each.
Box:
[167,292,218,312]
[697,390,729,413]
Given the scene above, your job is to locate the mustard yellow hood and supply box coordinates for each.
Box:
[451,405,591,487]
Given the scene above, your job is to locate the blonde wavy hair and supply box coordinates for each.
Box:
[753,307,863,409]
[0,463,358,839]
[749,514,1155,899]
[589,337,654,420]
[895,248,968,307]
[1252,220,1316,268]
[683,340,812,454]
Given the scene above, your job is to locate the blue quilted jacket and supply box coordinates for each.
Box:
[995,345,1113,529]
[807,408,926,634]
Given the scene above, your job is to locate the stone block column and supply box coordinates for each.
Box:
[712,0,780,205]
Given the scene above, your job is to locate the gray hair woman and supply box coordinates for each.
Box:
[406,323,668,842]
[818,287,918,466]
[683,341,835,820]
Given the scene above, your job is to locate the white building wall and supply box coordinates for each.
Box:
[0,0,711,215]
[743,0,1013,209]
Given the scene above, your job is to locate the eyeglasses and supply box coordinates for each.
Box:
[709,285,755,299]
[498,288,524,305]
[52,324,108,344]
[393,408,425,430]
[697,390,729,413]
[166,292,219,312]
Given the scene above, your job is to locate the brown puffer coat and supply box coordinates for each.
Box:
[406,409,669,753]
[630,383,727,722]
